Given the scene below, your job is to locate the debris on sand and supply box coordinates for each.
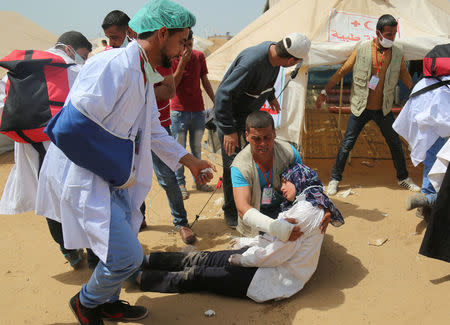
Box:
[368,238,388,246]
[204,309,216,317]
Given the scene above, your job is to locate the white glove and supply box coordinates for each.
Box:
[242,208,294,242]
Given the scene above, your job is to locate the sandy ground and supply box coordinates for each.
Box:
[0,148,449,325]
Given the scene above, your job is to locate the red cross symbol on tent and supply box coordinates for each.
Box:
[351,20,360,27]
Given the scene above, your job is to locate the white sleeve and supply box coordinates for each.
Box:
[239,239,300,267]
[0,76,7,112]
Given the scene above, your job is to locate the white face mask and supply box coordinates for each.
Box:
[138,44,164,85]
[379,35,394,48]
[121,35,131,48]
[74,52,85,65]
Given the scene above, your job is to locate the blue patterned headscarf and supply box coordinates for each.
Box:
[280,163,344,227]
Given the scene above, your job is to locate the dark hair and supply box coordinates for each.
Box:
[376,14,398,33]
[187,29,193,40]
[138,28,186,40]
[102,10,130,30]
[275,39,295,59]
[246,111,274,132]
[57,31,92,52]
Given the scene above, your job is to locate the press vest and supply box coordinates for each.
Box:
[231,139,295,236]
[350,41,403,117]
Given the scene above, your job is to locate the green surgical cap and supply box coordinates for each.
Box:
[129,0,196,34]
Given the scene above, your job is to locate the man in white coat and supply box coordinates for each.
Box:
[0,31,92,267]
[35,1,213,324]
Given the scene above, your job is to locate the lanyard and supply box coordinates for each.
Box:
[254,160,272,187]
[375,47,386,76]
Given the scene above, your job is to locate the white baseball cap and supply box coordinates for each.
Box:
[282,33,311,59]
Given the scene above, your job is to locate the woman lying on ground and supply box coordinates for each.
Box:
[131,163,344,302]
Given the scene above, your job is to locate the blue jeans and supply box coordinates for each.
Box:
[80,189,143,308]
[171,110,205,186]
[152,126,188,227]
[422,137,448,206]
[331,110,408,181]
[217,128,248,222]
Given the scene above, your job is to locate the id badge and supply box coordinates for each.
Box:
[261,186,273,205]
[368,75,379,90]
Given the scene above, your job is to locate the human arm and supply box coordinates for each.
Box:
[179,153,215,184]
[154,74,175,102]
[399,57,413,90]
[229,239,299,267]
[173,47,192,87]
[315,49,357,109]
[233,183,302,242]
[201,74,215,103]
[268,98,281,113]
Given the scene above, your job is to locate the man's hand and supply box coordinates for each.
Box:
[315,93,327,109]
[228,254,243,266]
[180,46,192,64]
[284,217,304,241]
[320,210,331,234]
[223,132,238,156]
[179,154,216,184]
[268,98,281,113]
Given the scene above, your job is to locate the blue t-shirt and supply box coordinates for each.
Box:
[231,145,302,218]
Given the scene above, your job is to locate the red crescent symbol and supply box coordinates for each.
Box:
[364,21,374,31]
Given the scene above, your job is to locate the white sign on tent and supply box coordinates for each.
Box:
[328,11,402,43]
[260,67,285,129]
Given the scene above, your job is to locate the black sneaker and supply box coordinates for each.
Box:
[69,292,104,325]
[100,300,148,321]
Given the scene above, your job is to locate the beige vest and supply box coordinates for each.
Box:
[350,40,403,117]
[231,139,295,236]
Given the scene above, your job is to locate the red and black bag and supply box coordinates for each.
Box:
[410,43,450,98]
[0,49,74,143]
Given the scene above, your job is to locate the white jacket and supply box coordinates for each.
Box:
[35,41,187,262]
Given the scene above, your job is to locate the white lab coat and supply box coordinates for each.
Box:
[35,41,187,262]
[235,200,325,302]
[0,49,80,214]
[393,76,450,166]
[428,138,450,193]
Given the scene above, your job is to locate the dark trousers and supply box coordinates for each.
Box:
[140,248,257,298]
[46,218,99,267]
[420,165,450,263]
[217,128,248,223]
[331,110,408,181]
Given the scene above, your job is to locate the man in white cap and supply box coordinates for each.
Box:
[214,32,311,228]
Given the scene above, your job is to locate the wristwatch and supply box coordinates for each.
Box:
[321,89,327,96]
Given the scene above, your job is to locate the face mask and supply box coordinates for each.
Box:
[74,52,85,65]
[138,44,164,85]
[379,35,394,48]
[121,35,130,48]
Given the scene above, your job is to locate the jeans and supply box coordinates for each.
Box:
[217,128,248,222]
[152,127,188,227]
[80,189,143,308]
[170,110,205,186]
[140,248,257,298]
[331,110,408,181]
[422,137,448,205]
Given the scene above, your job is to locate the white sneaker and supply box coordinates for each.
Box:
[398,177,421,192]
[327,180,339,196]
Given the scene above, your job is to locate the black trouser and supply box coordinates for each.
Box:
[217,128,248,223]
[46,218,99,267]
[331,110,408,181]
[140,248,257,298]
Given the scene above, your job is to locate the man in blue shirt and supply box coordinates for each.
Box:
[230,111,306,238]
[214,33,311,227]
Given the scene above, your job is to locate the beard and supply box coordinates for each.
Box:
[160,46,172,68]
